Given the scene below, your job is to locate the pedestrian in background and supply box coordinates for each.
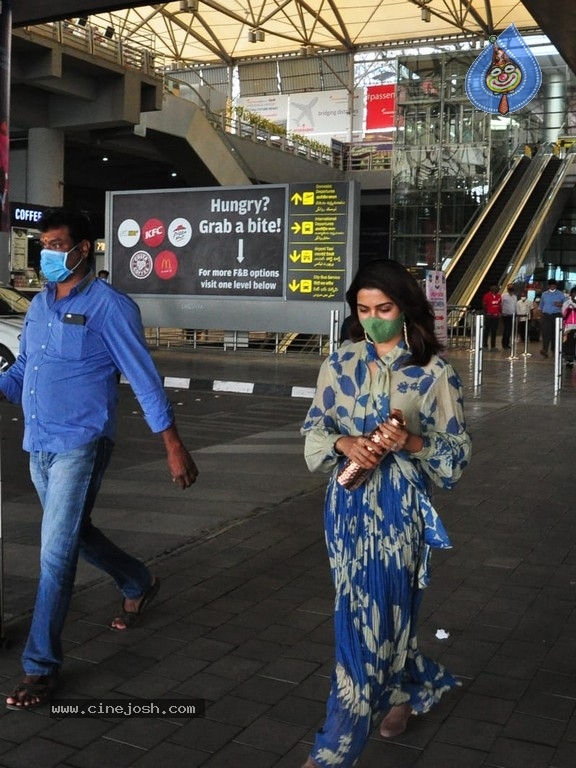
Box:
[516,291,533,343]
[300,260,472,768]
[482,283,502,350]
[0,208,198,710]
[562,287,576,368]
[539,279,564,357]
[501,284,517,350]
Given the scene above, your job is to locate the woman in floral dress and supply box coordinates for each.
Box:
[301,260,472,768]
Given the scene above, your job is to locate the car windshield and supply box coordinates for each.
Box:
[0,285,32,316]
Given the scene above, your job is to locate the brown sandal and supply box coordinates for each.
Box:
[109,578,161,631]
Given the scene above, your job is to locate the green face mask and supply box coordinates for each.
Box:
[360,313,405,344]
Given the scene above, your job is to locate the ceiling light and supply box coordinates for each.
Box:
[421,7,431,22]
[102,156,109,162]
[179,0,198,11]
[256,29,265,42]
[248,29,257,43]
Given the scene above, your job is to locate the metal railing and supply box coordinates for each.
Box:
[144,328,329,355]
[144,305,475,356]
[445,305,475,349]
[211,111,335,167]
[17,20,159,75]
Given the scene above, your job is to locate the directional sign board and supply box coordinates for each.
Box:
[107,181,359,333]
[287,182,349,302]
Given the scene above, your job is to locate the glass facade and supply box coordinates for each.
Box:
[390,49,570,279]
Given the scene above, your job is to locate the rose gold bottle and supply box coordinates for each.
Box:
[336,409,405,491]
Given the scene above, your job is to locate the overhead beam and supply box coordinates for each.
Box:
[12,1,150,27]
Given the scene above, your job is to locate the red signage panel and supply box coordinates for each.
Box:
[365,84,396,131]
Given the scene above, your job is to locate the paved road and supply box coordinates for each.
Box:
[0,348,575,767]
[0,385,313,624]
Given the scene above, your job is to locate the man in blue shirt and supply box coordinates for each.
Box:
[0,209,198,709]
[539,279,564,357]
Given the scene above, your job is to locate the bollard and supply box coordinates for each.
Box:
[329,309,340,355]
[554,316,563,395]
[474,313,483,388]
[521,314,532,357]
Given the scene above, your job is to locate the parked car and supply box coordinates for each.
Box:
[0,284,32,372]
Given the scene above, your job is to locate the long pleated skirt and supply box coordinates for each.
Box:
[309,459,459,767]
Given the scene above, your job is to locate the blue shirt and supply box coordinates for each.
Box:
[539,289,563,314]
[0,273,174,453]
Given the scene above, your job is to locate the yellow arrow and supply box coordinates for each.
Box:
[288,279,300,292]
[290,250,301,262]
[291,222,301,234]
[290,193,303,204]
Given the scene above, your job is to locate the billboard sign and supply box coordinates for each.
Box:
[365,85,396,132]
[112,186,286,298]
[107,181,359,333]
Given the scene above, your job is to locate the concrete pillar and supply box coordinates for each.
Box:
[544,73,566,145]
[26,128,65,206]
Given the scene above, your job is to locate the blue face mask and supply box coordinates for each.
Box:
[40,243,81,283]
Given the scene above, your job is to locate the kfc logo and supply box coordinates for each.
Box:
[142,218,166,247]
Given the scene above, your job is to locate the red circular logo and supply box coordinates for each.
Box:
[154,250,178,279]
[142,218,165,247]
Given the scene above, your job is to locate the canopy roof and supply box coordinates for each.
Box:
[58,1,542,66]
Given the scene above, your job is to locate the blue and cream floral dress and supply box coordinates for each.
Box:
[301,340,472,767]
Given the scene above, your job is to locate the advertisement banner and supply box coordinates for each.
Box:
[288,88,363,142]
[111,186,287,298]
[425,270,448,346]
[237,94,289,130]
[365,84,396,132]
[110,182,355,304]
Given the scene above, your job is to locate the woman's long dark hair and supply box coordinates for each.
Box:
[345,259,441,366]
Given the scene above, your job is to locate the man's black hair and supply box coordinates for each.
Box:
[39,208,95,261]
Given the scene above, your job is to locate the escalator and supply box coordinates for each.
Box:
[470,155,562,307]
[445,155,532,298]
[448,154,563,309]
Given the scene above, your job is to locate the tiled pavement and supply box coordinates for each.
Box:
[0,344,575,767]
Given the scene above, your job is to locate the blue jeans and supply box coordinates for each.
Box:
[24,437,151,676]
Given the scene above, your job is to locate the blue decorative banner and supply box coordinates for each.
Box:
[465,24,541,115]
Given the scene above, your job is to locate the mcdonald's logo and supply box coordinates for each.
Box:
[154,250,178,280]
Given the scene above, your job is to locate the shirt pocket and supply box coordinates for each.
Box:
[48,319,89,360]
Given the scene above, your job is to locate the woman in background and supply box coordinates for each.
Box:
[301,260,472,768]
